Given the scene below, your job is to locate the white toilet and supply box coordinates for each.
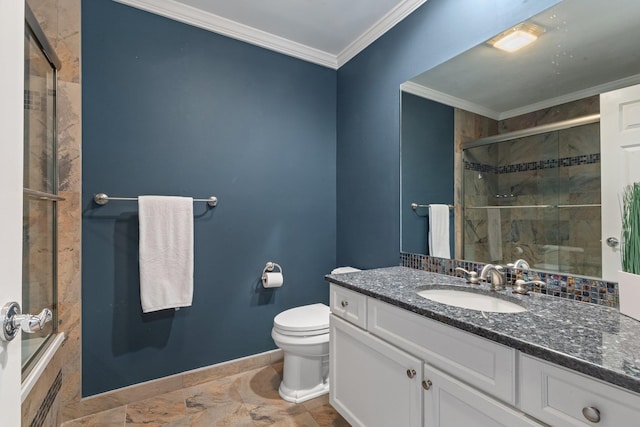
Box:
[271,267,360,403]
[272,303,330,403]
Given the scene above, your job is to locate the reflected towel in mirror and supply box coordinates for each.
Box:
[428,204,450,259]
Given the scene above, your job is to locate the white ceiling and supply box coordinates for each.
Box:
[113,0,428,69]
[404,0,640,119]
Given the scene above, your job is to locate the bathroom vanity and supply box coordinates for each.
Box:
[326,267,640,427]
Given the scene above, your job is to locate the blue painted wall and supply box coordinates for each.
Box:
[336,0,560,268]
[401,92,454,255]
[82,0,336,396]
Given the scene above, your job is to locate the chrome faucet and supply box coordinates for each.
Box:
[480,264,506,291]
[507,259,530,270]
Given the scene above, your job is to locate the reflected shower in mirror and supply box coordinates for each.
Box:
[463,117,601,278]
[400,0,640,280]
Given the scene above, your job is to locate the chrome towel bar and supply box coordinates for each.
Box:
[94,193,218,207]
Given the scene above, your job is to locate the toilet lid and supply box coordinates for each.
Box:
[274,303,329,334]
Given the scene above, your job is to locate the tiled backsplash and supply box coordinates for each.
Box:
[400,252,619,308]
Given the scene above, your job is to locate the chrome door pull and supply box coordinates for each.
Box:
[1,301,52,341]
[606,237,619,248]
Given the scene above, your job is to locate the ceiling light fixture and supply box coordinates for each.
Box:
[488,23,545,53]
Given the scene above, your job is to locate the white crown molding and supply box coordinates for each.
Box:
[400,81,501,120]
[498,73,640,120]
[114,0,428,69]
[336,0,429,68]
[403,73,640,122]
[113,0,339,68]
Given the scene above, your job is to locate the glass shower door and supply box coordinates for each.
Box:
[22,18,58,374]
[462,121,601,278]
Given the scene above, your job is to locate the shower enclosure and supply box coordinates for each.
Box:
[463,116,602,278]
[22,6,61,375]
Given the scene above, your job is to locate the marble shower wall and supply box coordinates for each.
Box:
[461,97,602,278]
[22,0,81,426]
[453,109,498,259]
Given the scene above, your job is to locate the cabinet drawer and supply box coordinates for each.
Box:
[520,354,640,427]
[330,284,367,329]
[367,298,516,404]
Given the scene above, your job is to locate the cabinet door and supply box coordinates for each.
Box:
[423,364,543,427]
[330,315,423,427]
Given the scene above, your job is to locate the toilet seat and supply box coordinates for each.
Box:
[273,303,329,337]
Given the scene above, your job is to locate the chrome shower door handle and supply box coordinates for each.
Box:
[15,308,53,333]
[0,301,53,341]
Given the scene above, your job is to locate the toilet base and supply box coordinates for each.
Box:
[278,379,329,403]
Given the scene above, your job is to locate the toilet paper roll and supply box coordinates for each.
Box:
[262,272,283,288]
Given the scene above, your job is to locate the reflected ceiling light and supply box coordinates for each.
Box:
[488,23,544,53]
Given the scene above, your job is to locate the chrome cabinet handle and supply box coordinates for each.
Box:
[406,369,416,379]
[422,379,432,390]
[1,302,53,342]
[341,300,349,308]
[582,406,601,423]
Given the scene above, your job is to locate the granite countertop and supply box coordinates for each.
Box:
[325,266,640,394]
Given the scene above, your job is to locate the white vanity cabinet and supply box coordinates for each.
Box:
[329,284,544,427]
[328,283,640,426]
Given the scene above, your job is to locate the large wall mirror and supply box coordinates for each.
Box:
[400,0,640,282]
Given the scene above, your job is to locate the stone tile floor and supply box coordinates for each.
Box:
[62,362,350,426]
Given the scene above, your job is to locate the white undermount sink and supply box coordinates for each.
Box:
[417,289,526,313]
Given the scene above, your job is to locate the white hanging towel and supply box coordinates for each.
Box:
[138,196,194,312]
[428,204,450,259]
[487,208,503,262]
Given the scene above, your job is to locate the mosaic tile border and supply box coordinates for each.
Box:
[464,153,600,174]
[400,252,619,308]
[30,369,62,427]
[24,88,55,111]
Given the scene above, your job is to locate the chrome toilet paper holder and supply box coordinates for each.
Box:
[262,262,283,278]
[262,262,284,288]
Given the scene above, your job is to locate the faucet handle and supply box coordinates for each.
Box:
[512,279,545,295]
[455,267,479,284]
